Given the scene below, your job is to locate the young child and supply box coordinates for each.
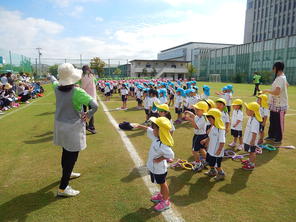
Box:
[143,89,150,121]
[158,89,168,104]
[174,88,184,124]
[136,85,143,109]
[187,89,200,113]
[257,94,269,145]
[242,102,262,170]
[229,99,244,150]
[168,83,175,107]
[155,103,175,135]
[104,82,111,101]
[216,86,232,115]
[215,98,230,134]
[184,101,209,171]
[120,83,129,110]
[136,117,174,212]
[149,89,160,117]
[202,108,226,181]
[200,85,210,100]
[183,89,190,112]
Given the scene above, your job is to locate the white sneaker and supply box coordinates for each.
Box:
[237,144,244,151]
[70,172,81,179]
[229,142,236,148]
[57,186,80,197]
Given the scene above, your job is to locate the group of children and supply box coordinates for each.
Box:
[97,79,270,212]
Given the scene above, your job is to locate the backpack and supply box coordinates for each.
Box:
[119,121,134,130]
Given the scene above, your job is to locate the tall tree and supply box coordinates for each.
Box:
[113,67,122,75]
[186,63,197,80]
[48,64,59,77]
[90,57,106,77]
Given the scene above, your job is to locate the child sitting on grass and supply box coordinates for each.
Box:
[136,117,174,212]
[201,108,226,181]
[184,101,209,172]
[241,102,262,170]
[229,99,244,150]
[257,94,269,145]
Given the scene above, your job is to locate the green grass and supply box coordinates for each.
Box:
[1,82,296,222]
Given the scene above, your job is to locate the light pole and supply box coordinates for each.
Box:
[36,48,42,76]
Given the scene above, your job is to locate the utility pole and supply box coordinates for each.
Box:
[36,48,42,76]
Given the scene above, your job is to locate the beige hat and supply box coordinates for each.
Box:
[4,83,12,90]
[58,63,82,86]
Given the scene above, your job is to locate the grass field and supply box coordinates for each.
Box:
[1,82,296,222]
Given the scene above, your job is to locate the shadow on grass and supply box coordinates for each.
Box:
[174,122,193,129]
[34,131,53,138]
[24,136,53,144]
[120,207,160,222]
[36,111,55,116]
[0,181,60,222]
[219,149,279,194]
[127,129,146,138]
[121,166,148,183]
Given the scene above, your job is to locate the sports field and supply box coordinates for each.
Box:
[1,82,296,222]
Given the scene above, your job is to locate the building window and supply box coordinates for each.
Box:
[171,64,176,68]
[275,3,278,13]
[146,64,151,68]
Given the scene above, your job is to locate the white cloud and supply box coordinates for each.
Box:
[160,0,205,6]
[69,5,84,17]
[95,16,104,22]
[49,0,102,8]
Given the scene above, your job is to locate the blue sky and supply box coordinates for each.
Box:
[0,0,247,59]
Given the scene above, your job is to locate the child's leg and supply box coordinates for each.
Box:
[239,136,243,145]
[200,148,207,159]
[233,136,238,143]
[249,152,256,164]
[193,151,200,162]
[160,182,169,201]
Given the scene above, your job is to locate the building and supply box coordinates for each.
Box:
[244,0,296,43]
[198,35,296,84]
[130,59,189,80]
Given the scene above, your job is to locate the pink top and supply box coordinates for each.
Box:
[81,74,97,99]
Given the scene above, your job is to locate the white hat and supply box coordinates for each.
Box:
[58,63,82,86]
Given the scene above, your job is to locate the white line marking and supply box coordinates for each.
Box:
[0,92,53,120]
[98,97,185,222]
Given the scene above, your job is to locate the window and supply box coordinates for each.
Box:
[283,15,286,25]
[171,64,176,68]
[247,1,253,9]
[275,3,278,13]
[146,64,151,68]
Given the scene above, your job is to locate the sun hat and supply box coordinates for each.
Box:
[149,117,174,147]
[205,99,216,108]
[216,98,226,106]
[257,94,268,109]
[154,103,170,112]
[203,85,210,96]
[222,86,228,91]
[57,63,82,86]
[4,83,12,90]
[244,102,263,122]
[232,99,243,106]
[193,101,209,113]
[204,108,225,130]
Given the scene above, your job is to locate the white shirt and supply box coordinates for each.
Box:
[169,87,175,95]
[200,93,208,100]
[146,128,175,174]
[174,95,183,108]
[149,97,160,113]
[269,74,288,110]
[260,107,270,118]
[221,93,232,106]
[143,97,150,109]
[121,88,129,95]
[243,117,260,146]
[194,115,208,135]
[188,96,200,108]
[1,76,8,85]
[183,97,189,107]
[159,96,167,104]
[136,90,142,99]
[207,126,225,157]
[231,109,243,130]
[170,119,176,133]
[222,111,230,124]
[104,86,110,93]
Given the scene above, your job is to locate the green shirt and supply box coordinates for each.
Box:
[253,74,261,84]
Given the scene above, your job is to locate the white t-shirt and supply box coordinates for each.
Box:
[207,126,225,157]
[169,87,175,96]
[121,88,129,95]
[222,111,230,124]
[188,96,200,108]
[149,97,160,113]
[159,96,168,104]
[194,115,208,135]
[174,95,183,108]
[231,109,243,130]
[269,74,288,110]
[170,119,175,133]
[143,97,150,109]
[183,97,189,107]
[136,90,142,99]
[260,107,269,118]
[1,76,8,85]
[104,86,110,93]
[221,93,232,106]
[200,93,208,100]
[146,128,175,175]
[243,117,260,146]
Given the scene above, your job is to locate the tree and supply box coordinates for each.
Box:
[142,68,148,76]
[48,64,59,77]
[113,67,122,75]
[90,57,106,77]
[151,67,157,77]
[186,63,197,80]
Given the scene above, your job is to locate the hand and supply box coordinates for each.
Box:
[81,112,89,122]
[153,157,164,163]
[200,139,207,145]
[261,90,269,94]
[215,149,222,156]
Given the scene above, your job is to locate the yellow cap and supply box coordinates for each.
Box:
[193,101,209,113]
[205,99,216,108]
[257,94,268,109]
[204,108,225,130]
[149,117,174,147]
[4,83,12,90]
[216,98,226,106]
[232,99,243,106]
[154,103,170,112]
[244,102,263,122]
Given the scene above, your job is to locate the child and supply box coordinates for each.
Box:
[229,99,244,150]
[149,89,160,117]
[183,89,191,112]
[204,99,216,131]
[200,85,210,100]
[120,83,129,110]
[226,85,233,114]
[216,86,232,115]
[155,103,175,135]
[143,89,150,121]
[184,101,209,171]
[104,82,111,101]
[257,94,269,145]
[136,117,174,212]
[242,102,262,170]
[202,108,226,181]
[215,98,230,134]
[174,88,184,124]
[136,85,143,109]
[188,89,200,113]
[168,83,175,107]
[158,89,168,104]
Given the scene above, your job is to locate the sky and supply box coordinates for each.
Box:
[0,0,247,60]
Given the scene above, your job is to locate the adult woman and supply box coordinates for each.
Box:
[81,65,97,134]
[263,62,288,144]
[50,63,98,197]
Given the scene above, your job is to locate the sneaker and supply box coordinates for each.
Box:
[204,169,217,177]
[193,161,204,172]
[241,159,250,165]
[264,137,275,141]
[242,163,255,171]
[229,142,236,148]
[87,127,97,134]
[273,140,282,145]
[57,186,80,197]
[70,172,81,179]
[237,144,244,151]
[214,172,225,181]
[201,159,208,167]
[151,192,163,203]
[154,200,170,212]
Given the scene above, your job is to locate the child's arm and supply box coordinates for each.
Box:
[262,116,267,126]
[215,142,225,156]
[187,117,198,129]
[201,137,209,146]
[250,132,257,146]
[135,125,149,130]
[216,91,222,95]
[233,120,241,128]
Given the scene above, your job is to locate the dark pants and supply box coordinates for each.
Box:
[253,83,260,96]
[268,111,285,141]
[59,148,79,190]
[20,93,31,102]
[83,105,95,129]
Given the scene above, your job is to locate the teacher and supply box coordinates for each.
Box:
[50,63,98,197]
[263,62,288,144]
